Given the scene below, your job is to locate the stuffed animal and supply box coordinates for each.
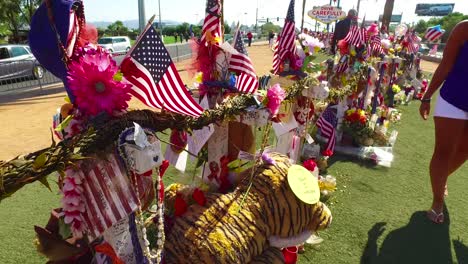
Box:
[163,153,332,263]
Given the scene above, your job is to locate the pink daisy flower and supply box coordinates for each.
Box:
[67,46,132,116]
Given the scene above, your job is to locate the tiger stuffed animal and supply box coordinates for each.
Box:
[163,153,332,263]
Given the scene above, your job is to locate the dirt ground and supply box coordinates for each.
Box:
[0,44,438,160]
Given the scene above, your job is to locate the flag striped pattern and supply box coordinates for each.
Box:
[235,73,258,94]
[405,32,420,54]
[368,34,383,56]
[336,55,349,73]
[272,0,296,74]
[228,27,258,93]
[80,155,139,240]
[424,27,444,42]
[200,0,222,45]
[343,26,367,47]
[316,106,337,153]
[123,24,203,117]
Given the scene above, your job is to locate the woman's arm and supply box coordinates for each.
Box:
[419,21,468,119]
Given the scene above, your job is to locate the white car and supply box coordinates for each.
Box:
[98,36,131,53]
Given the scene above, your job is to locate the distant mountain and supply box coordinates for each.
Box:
[90,19,182,29]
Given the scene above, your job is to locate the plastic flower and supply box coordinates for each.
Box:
[322,149,334,157]
[266,84,286,117]
[303,159,317,173]
[392,84,401,93]
[61,168,86,238]
[192,188,206,206]
[299,34,324,55]
[67,46,132,116]
[261,153,276,165]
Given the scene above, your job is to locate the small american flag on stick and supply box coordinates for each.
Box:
[121,21,203,117]
[316,106,337,153]
[272,0,296,74]
[200,0,222,46]
[229,27,258,93]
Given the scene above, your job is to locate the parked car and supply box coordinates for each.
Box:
[0,44,44,82]
[98,36,131,53]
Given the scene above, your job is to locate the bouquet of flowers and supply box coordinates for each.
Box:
[341,108,375,146]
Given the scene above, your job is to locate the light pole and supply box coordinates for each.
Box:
[158,0,163,34]
[138,0,146,33]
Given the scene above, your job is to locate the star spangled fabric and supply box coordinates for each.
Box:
[316,106,337,153]
[229,27,258,93]
[343,26,367,48]
[272,0,296,74]
[121,24,203,117]
[425,26,444,42]
[200,0,222,45]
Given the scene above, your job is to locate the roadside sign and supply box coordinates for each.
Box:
[308,5,346,24]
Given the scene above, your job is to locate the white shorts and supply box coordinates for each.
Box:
[434,94,468,120]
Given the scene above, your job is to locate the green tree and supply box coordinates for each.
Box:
[224,21,231,34]
[106,21,130,36]
[260,22,281,35]
[162,26,176,36]
[414,20,428,34]
[0,0,41,42]
[422,12,468,42]
[176,22,190,35]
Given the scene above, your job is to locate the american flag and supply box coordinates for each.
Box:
[343,25,367,48]
[272,0,296,74]
[316,106,337,153]
[229,27,258,93]
[368,34,383,56]
[336,55,349,73]
[425,26,444,42]
[80,154,139,240]
[200,0,222,45]
[235,73,258,94]
[121,24,203,117]
[405,31,420,54]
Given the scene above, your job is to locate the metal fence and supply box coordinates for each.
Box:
[0,42,193,94]
[0,61,62,93]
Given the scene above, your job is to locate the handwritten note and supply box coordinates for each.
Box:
[287,165,320,204]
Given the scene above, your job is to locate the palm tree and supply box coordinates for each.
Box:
[382,0,395,31]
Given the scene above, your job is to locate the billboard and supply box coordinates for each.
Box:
[415,3,455,16]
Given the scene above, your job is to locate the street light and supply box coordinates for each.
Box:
[138,0,146,33]
[158,0,162,34]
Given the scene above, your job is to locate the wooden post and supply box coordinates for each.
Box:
[382,0,395,31]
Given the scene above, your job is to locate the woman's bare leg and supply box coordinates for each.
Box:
[429,117,466,214]
[444,122,468,196]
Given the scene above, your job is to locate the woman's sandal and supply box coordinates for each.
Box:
[427,209,444,224]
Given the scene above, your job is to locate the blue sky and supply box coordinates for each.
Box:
[85,0,468,26]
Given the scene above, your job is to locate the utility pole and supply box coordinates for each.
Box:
[356,0,361,17]
[301,0,306,32]
[382,0,395,31]
[138,0,146,33]
[158,0,163,34]
[255,6,258,32]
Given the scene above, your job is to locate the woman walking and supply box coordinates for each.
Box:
[419,21,468,224]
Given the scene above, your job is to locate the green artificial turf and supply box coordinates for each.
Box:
[1,101,466,264]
